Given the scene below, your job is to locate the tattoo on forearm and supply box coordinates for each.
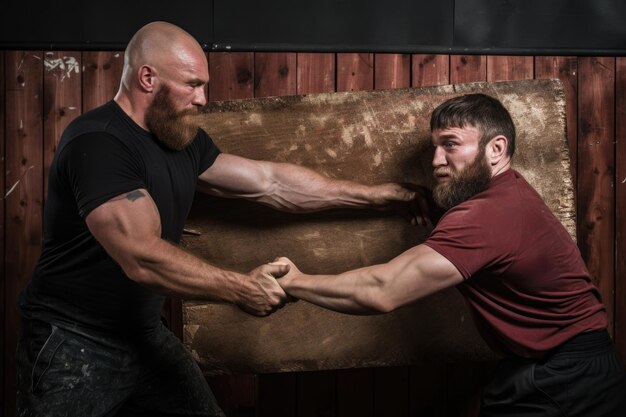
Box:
[126,190,145,202]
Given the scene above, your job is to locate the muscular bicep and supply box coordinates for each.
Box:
[374,244,464,310]
[85,189,162,277]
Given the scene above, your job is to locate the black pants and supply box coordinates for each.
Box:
[17,318,225,417]
[480,330,626,417]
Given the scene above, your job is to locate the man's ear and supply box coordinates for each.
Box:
[138,65,157,92]
[485,135,508,165]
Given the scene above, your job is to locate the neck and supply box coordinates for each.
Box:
[491,160,511,178]
[114,89,150,131]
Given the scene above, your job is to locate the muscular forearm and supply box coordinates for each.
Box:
[256,162,387,212]
[280,266,393,314]
[117,237,248,302]
[278,245,464,314]
[198,155,415,214]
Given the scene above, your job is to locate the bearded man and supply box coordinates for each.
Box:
[16,21,427,417]
[278,94,626,416]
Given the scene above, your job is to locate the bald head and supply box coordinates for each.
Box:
[120,21,206,88]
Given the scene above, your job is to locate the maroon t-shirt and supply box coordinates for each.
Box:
[425,169,607,358]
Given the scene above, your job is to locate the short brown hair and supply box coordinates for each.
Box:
[430,93,516,156]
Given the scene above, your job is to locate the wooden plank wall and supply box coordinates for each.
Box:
[2,52,624,417]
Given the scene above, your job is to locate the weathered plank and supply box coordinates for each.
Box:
[337,53,374,92]
[183,79,572,376]
[4,50,44,417]
[372,51,412,415]
[209,52,254,101]
[295,51,338,417]
[81,51,124,112]
[43,51,82,198]
[487,56,533,81]
[577,57,616,335]
[412,54,449,87]
[254,53,297,98]
[0,50,5,417]
[252,52,298,417]
[534,56,578,194]
[297,53,335,94]
[615,57,626,358]
[450,55,486,84]
[375,54,410,89]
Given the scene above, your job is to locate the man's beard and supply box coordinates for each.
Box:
[432,150,492,210]
[145,85,201,151]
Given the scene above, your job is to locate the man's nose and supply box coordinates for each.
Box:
[432,146,447,167]
[192,87,207,107]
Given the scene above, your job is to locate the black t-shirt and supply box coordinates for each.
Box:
[19,101,220,336]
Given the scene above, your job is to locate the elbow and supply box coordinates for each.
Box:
[123,262,151,285]
[360,280,399,314]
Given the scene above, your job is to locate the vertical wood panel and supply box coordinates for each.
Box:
[254,53,297,98]
[297,53,336,94]
[534,57,578,193]
[337,53,374,92]
[0,50,5,415]
[450,56,486,84]
[412,54,449,87]
[254,52,298,417]
[205,51,257,417]
[337,368,373,417]
[294,52,338,417]
[43,51,82,198]
[486,56,533,81]
[81,51,124,112]
[577,57,616,335]
[297,370,336,417]
[209,52,254,101]
[374,54,410,90]
[335,52,375,417]
[371,55,411,415]
[615,57,626,358]
[409,363,446,417]
[4,50,44,417]
[373,367,409,417]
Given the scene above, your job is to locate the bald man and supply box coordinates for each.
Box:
[16,22,426,416]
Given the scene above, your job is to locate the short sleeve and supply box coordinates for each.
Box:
[195,130,221,175]
[58,132,146,218]
[424,202,520,280]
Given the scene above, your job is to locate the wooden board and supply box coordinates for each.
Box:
[182,79,574,375]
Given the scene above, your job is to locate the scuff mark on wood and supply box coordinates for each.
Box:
[5,165,35,198]
[44,56,80,81]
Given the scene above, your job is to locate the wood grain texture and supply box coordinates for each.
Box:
[254,52,297,98]
[0,50,5,417]
[209,52,254,101]
[252,52,298,417]
[450,55,486,84]
[534,56,578,196]
[297,53,335,94]
[337,53,374,92]
[375,54,410,89]
[183,79,572,376]
[412,54,450,87]
[43,51,81,198]
[615,57,626,358]
[4,51,44,417]
[81,51,124,112]
[577,57,616,335]
[487,56,533,81]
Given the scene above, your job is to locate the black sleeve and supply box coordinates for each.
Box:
[196,129,221,175]
[58,132,146,218]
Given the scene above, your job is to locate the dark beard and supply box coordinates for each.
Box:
[144,85,200,151]
[432,151,492,210]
